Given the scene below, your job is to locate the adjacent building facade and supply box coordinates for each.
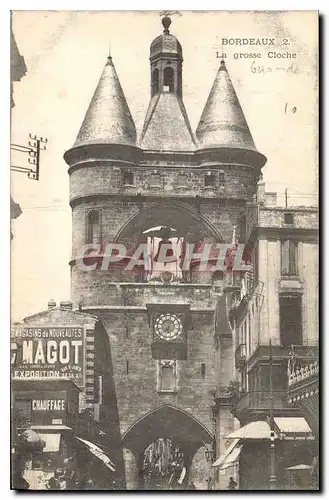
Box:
[225,187,318,489]
[11,300,120,489]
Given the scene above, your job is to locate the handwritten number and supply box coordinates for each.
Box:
[285,103,297,114]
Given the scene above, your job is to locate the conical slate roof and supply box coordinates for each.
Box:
[140,93,196,151]
[196,60,257,151]
[74,56,136,148]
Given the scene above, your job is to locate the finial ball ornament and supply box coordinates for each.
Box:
[162,16,172,33]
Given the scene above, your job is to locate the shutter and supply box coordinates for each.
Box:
[289,240,297,275]
[281,240,289,275]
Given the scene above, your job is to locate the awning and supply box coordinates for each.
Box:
[274,418,314,439]
[286,464,312,471]
[212,439,242,469]
[30,425,72,431]
[38,433,61,452]
[76,437,116,472]
[226,418,314,441]
[226,421,274,440]
[220,445,243,470]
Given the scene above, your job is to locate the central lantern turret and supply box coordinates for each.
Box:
[140,15,196,151]
[150,16,183,97]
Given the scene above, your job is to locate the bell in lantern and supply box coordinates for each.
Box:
[153,226,176,263]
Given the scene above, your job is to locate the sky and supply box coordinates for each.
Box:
[10,10,318,321]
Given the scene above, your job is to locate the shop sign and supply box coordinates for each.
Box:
[32,400,66,411]
[11,326,85,387]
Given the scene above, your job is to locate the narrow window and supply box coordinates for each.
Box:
[204,172,216,187]
[159,360,177,392]
[163,67,174,93]
[150,172,161,188]
[281,240,298,276]
[284,213,294,225]
[126,360,129,375]
[219,171,225,187]
[177,173,187,187]
[279,295,302,346]
[201,363,206,378]
[152,68,159,96]
[87,210,100,244]
[123,171,134,186]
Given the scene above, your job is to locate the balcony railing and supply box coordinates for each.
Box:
[288,361,319,387]
[247,343,318,368]
[232,390,289,415]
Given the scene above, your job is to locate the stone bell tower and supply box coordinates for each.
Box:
[64,15,266,490]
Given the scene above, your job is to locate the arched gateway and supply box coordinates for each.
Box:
[122,405,213,489]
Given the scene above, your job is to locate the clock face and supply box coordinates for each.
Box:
[155,313,183,340]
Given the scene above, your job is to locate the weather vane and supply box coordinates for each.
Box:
[159,11,181,33]
[159,10,182,18]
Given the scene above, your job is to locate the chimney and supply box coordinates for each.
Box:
[48,299,56,310]
[60,300,73,310]
[257,174,265,204]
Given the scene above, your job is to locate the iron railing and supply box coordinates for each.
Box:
[233,390,289,413]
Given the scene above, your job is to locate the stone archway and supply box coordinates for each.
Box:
[121,404,213,490]
[114,201,223,243]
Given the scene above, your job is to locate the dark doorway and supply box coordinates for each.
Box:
[280,295,302,346]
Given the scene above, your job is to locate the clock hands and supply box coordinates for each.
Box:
[162,321,173,334]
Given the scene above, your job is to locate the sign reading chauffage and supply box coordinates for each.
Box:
[11,326,85,387]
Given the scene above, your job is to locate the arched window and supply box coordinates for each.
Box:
[163,67,174,93]
[152,69,159,96]
[87,210,100,244]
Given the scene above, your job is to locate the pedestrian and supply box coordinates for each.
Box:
[228,477,237,490]
[47,470,61,490]
[63,457,76,489]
